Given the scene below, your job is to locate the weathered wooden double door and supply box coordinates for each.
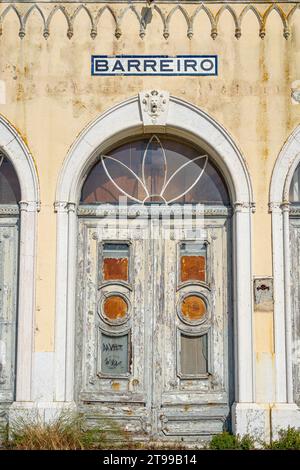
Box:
[76,211,232,440]
[289,214,300,406]
[0,216,19,404]
[0,155,21,434]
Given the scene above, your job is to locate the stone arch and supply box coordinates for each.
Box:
[0,113,39,404]
[269,126,300,433]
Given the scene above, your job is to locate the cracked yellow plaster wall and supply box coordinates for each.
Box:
[0,4,299,401]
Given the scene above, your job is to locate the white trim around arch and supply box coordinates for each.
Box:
[0,114,40,404]
[54,93,259,435]
[269,126,300,435]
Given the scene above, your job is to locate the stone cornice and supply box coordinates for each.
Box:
[0,204,19,215]
[0,2,298,40]
[77,204,232,217]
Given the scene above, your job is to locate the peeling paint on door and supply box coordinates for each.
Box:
[76,209,232,440]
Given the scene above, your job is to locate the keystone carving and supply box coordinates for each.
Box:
[139,89,169,128]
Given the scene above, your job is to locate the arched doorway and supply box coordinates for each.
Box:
[76,135,232,439]
[269,125,300,433]
[0,115,39,430]
[55,92,254,439]
[289,164,300,408]
[0,155,20,404]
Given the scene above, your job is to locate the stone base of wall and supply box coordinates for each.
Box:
[232,403,270,443]
[232,402,300,443]
[271,404,300,439]
[8,401,77,427]
[5,401,300,446]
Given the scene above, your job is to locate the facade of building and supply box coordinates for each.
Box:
[1,0,300,444]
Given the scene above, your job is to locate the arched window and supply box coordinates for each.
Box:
[81,136,230,205]
[0,154,21,204]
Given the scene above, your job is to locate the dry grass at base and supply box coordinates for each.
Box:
[4,411,206,450]
[7,413,97,450]
[4,412,300,450]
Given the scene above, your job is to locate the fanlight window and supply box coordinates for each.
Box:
[81,136,229,205]
[290,162,300,203]
[0,154,21,204]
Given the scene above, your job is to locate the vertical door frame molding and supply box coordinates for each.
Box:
[55,93,255,430]
[269,125,300,432]
[0,114,40,403]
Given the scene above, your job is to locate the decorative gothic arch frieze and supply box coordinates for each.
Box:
[0,113,40,404]
[0,2,296,41]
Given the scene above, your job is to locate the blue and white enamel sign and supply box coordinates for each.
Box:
[91,55,218,76]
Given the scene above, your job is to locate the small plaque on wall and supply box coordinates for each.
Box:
[253,277,273,311]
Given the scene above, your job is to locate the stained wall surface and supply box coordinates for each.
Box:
[0,1,299,403]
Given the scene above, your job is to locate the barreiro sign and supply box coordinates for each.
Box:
[91,55,218,76]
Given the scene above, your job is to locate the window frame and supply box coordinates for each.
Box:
[80,135,230,207]
[176,239,211,290]
[98,240,132,289]
[97,327,132,379]
[176,326,212,380]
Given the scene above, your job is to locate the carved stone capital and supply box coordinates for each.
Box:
[268,201,282,213]
[54,201,68,213]
[139,89,169,129]
[233,201,256,213]
[269,201,291,213]
[54,201,76,213]
[19,200,40,212]
[281,201,290,213]
[68,202,77,213]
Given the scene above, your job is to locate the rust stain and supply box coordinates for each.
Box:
[181,295,206,321]
[262,71,269,83]
[111,382,120,391]
[258,37,269,166]
[13,123,29,148]
[181,255,205,282]
[131,379,139,387]
[103,295,128,321]
[73,98,87,118]
[16,84,25,102]
[24,65,29,77]
[103,258,128,281]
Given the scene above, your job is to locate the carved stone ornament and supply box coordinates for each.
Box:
[0,3,295,41]
[291,84,300,104]
[139,89,169,127]
[233,201,256,213]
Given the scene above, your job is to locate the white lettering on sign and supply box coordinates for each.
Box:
[91,55,218,76]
